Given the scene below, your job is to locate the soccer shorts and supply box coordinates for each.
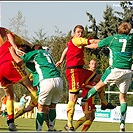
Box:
[0,61,27,88]
[102,67,132,93]
[38,77,63,105]
[66,68,95,93]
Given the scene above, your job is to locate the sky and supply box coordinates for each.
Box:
[0,1,123,39]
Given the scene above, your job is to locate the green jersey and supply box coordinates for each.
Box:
[98,34,133,69]
[26,62,39,87]
[21,49,60,81]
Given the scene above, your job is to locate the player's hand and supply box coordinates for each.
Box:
[15,48,25,56]
[55,61,62,67]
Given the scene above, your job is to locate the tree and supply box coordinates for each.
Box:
[31,28,47,46]
[98,5,120,39]
[9,10,28,40]
[86,12,98,38]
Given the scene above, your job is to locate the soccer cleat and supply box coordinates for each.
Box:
[14,108,25,119]
[77,98,85,106]
[101,103,116,110]
[64,124,74,132]
[8,123,17,131]
[119,123,125,132]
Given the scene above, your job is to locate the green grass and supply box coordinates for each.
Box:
[0,117,133,132]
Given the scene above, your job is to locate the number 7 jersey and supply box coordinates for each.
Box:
[98,34,133,69]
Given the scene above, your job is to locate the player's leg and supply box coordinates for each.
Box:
[48,78,63,131]
[14,105,34,119]
[119,92,127,132]
[64,92,78,131]
[74,87,92,131]
[65,69,81,131]
[81,110,95,131]
[81,80,105,104]
[15,85,39,119]
[48,103,56,131]
[20,78,38,107]
[36,103,48,131]
[4,85,17,131]
[81,96,95,131]
[98,87,116,110]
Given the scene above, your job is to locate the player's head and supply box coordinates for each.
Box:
[89,59,97,72]
[18,44,32,53]
[32,44,42,50]
[118,22,132,35]
[73,25,84,38]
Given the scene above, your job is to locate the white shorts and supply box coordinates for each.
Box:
[102,67,132,93]
[38,77,63,105]
[1,104,6,111]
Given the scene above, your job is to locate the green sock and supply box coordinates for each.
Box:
[82,87,97,102]
[49,108,56,130]
[120,102,127,124]
[36,112,45,131]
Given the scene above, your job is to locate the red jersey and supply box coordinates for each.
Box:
[0,41,13,65]
[66,37,91,67]
[0,28,15,65]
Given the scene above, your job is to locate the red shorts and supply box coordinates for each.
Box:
[66,68,95,92]
[0,61,27,88]
[81,87,96,113]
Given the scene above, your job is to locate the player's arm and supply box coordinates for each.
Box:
[7,33,25,56]
[9,46,24,66]
[55,47,68,67]
[85,39,100,49]
[72,37,100,47]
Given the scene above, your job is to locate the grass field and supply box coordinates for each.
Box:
[0,117,133,132]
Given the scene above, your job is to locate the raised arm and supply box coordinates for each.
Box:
[85,39,100,49]
[7,33,25,56]
[9,46,24,66]
[55,47,68,67]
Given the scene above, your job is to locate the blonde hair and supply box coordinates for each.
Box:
[118,22,131,35]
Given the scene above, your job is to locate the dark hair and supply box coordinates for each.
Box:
[73,25,84,32]
[32,44,42,50]
[19,44,32,53]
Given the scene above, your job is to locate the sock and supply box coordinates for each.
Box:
[98,88,108,106]
[36,112,45,131]
[44,112,49,128]
[82,87,97,102]
[81,119,92,131]
[73,116,86,130]
[66,101,75,128]
[29,90,38,106]
[48,108,56,130]
[120,102,127,125]
[14,108,25,119]
[6,100,14,120]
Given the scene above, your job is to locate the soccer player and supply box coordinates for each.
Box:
[74,59,111,131]
[80,22,133,132]
[56,25,115,131]
[0,27,38,131]
[14,44,49,127]
[9,45,63,131]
